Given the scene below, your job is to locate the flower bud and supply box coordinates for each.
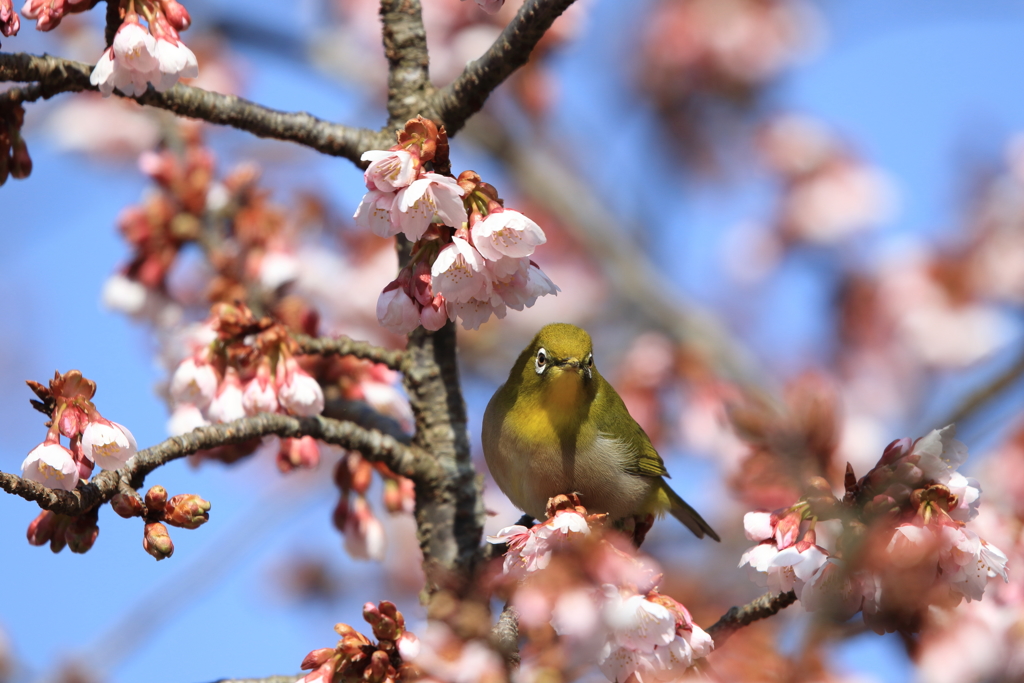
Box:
[332,496,350,532]
[895,461,924,487]
[300,648,336,671]
[10,138,31,179]
[111,491,145,518]
[364,649,390,683]
[145,485,168,512]
[58,406,87,438]
[334,622,361,638]
[351,456,373,496]
[396,632,420,661]
[163,493,211,529]
[160,0,191,30]
[863,494,899,521]
[383,479,403,514]
[65,514,99,553]
[26,510,57,546]
[143,522,174,560]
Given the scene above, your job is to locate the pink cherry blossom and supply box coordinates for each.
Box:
[344,495,386,561]
[471,209,547,261]
[445,298,506,331]
[354,190,400,238]
[767,539,829,594]
[277,358,325,417]
[167,403,208,436]
[419,295,449,331]
[361,150,418,192]
[93,15,160,98]
[151,34,199,91]
[743,511,775,541]
[278,436,320,472]
[242,376,279,415]
[170,357,219,409]
[20,0,72,31]
[912,424,969,483]
[81,419,138,470]
[376,281,421,334]
[488,510,591,578]
[393,173,467,240]
[431,237,489,303]
[938,526,1009,601]
[208,368,246,424]
[0,0,19,38]
[22,442,79,491]
[799,558,864,620]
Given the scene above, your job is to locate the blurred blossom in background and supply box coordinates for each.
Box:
[3,1,1024,683]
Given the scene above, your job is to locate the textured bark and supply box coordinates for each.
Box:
[294,333,404,370]
[705,590,798,646]
[380,0,433,128]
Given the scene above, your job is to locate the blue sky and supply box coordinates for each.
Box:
[3,2,1024,682]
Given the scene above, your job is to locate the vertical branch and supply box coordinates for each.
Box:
[380,0,433,128]
[402,322,485,598]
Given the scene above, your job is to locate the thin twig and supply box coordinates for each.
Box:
[294,333,405,371]
[705,590,798,647]
[0,52,385,161]
[0,414,438,516]
[938,343,1024,430]
[428,0,577,136]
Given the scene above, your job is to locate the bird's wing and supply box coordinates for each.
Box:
[619,423,669,478]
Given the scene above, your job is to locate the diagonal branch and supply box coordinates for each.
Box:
[428,0,577,136]
[0,414,438,516]
[380,0,432,127]
[705,590,797,647]
[0,52,386,161]
[294,333,405,371]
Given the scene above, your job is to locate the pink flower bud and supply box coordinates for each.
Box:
[26,510,57,546]
[65,514,99,554]
[344,496,386,561]
[160,0,190,30]
[58,406,87,438]
[243,363,279,415]
[208,367,246,423]
[300,648,336,671]
[111,492,145,518]
[277,436,320,472]
[81,418,138,470]
[143,522,174,560]
[376,281,421,335]
[163,493,211,529]
[276,359,324,417]
[145,485,168,512]
[332,496,350,532]
[396,631,419,660]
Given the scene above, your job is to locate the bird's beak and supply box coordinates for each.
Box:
[555,358,591,380]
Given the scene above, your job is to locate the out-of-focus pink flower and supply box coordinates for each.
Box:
[242,364,278,416]
[471,209,547,261]
[431,237,489,303]
[344,495,386,561]
[207,367,246,424]
[20,0,72,31]
[81,419,138,470]
[167,403,208,435]
[488,509,591,578]
[376,280,422,334]
[354,189,400,238]
[799,557,863,620]
[277,358,325,417]
[0,0,19,38]
[393,173,467,240]
[22,441,79,490]
[362,150,419,192]
[277,436,321,472]
[938,526,1009,601]
[445,297,506,331]
[170,356,219,409]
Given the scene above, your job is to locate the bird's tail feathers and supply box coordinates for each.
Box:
[664,483,721,542]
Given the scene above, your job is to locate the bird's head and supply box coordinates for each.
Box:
[511,323,597,407]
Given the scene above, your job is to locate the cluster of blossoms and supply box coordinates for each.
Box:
[489,495,713,682]
[0,103,31,185]
[167,302,325,464]
[0,0,18,42]
[354,117,559,332]
[298,601,421,683]
[21,370,138,491]
[332,451,414,562]
[738,425,1009,632]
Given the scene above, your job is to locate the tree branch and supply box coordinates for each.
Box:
[0,52,386,162]
[0,414,438,516]
[705,590,798,646]
[428,0,577,136]
[380,0,432,128]
[294,333,405,371]
[322,398,411,445]
[490,603,521,668]
[938,343,1024,430]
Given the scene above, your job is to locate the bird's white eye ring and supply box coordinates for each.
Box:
[535,348,547,374]
[586,353,594,368]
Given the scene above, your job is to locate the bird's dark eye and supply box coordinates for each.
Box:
[586,353,594,368]
[535,348,547,374]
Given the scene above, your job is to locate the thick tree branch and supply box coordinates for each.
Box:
[490,603,521,668]
[294,333,404,371]
[403,320,485,598]
[380,0,432,127]
[428,0,576,136]
[705,590,798,646]
[0,414,438,516]
[0,52,385,161]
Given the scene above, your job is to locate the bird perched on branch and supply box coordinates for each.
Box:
[482,323,720,543]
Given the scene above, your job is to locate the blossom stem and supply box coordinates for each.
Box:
[705,590,798,647]
[292,334,404,371]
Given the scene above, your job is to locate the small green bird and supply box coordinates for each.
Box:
[482,323,720,542]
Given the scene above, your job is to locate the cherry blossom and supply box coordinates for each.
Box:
[22,441,79,491]
[362,150,419,192]
[170,356,219,409]
[392,173,467,240]
[151,33,199,91]
[277,358,326,417]
[0,0,19,39]
[207,368,246,423]
[354,190,400,238]
[81,419,138,470]
[431,237,490,303]
[344,496,386,561]
[376,281,422,334]
[471,209,547,261]
[91,15,159,97]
